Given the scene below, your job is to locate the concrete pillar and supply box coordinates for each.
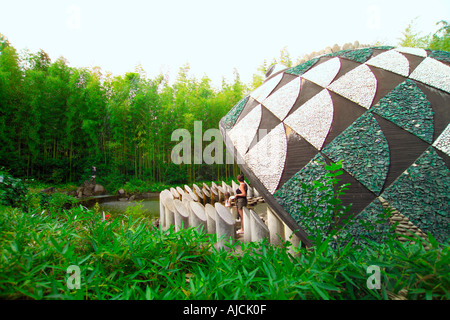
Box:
[189,201,207,232]
[176,186,185,200]
[163,194,176,230]
[247,185,254,198]
[182,192,193,203]
[159,189,171,230]
[181,193,194,218]
[267,207,285,245]
[221,181,228,194]
[184,184,193,194]
[202,188,211,204]
[204,203,217,235]
[210,187,218,204]
[230,204,238,220]
[224,183,233,196]
[211,182,218,194]
[217,186,225,203]
[214,203,236,251]
[284,224,301,256]
[202,183,211,193]
[173,199,189,231]
[188,190,199,202]
[250,209,269,242]
[193,184,204,203]
[170,187,180,200]
[242,207,252,243]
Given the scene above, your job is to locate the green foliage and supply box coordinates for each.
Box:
[428,20,450,51]
[0,169,29,210]
[0,35,246,187]
[398,18,449,51]
[0,204,447,300]
[294,161,351,243]
[30,192,79,215]
[398,18,430,48]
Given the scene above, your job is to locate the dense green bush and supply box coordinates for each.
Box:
[29,192,79,214]
[0,204,448,300]
[0,162,448,300]
[0,169,29,210]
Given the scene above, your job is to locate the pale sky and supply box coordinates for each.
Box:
[1,0,449,88]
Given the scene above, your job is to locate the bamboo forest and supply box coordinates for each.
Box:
[0,34,251,191]
[1,20,448,191]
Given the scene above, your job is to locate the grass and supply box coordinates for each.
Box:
[0,204,448,300]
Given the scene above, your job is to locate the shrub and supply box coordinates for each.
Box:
[0,205,448,300]
[0,169,29,210]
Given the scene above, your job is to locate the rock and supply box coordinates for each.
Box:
[72,179,106,198]
[129,195,136,201]
[93,184,106,195]
[331,43,340,52]
[83,188,94,197]
[118,188,125,195]
[41,187,55,194]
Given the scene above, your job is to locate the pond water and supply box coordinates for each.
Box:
[94,197,268,222]
[97,198,160,219]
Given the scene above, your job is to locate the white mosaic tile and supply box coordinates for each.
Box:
[250,73,283,103]
[262,77,301,121]
[227,104,262,157]
[394,47,427,58]
[302,57,341,88]
[366,49,410,76]
[433,123,450,156]
[409,57,450,94]
[283,89,334,150]
[244,123,287,194]
[327,64,377,109]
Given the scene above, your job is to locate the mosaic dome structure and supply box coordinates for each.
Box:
[219,46,450,246]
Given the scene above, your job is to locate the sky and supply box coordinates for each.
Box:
[1,0,449,88]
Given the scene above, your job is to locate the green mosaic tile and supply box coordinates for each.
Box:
[371,46,395,50]
[321,48,374,63]
[285,58,319,76]
[371,79,434,143]
[322,49,351,58]
[340,48,374,63]
[274,153,327,233]
[221,95,249,130]
[381,147,449,244]
[335,200,391,249]
[322,112,390,195]
[428,50,450,64]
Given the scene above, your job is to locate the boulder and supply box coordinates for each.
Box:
[74,179,106,197]
[41,186,55,194]
[93,184,106,195]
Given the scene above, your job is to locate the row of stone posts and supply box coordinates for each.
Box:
[159,182,301,253]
